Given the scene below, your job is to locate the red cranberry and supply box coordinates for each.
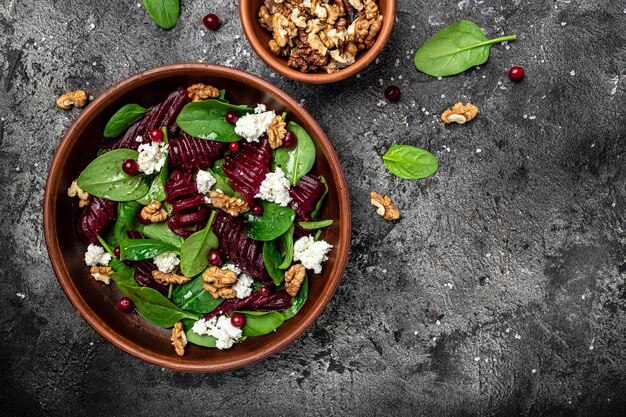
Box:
[251,204,263,216]
[229,141,240,153]
[508,65,525,81]
[172,169,183,181]
[283,131,297,149]
[225,111,239,124]
[384,85,401,102]
[122,159,139,176]
[116,297,133,312]
[203,13,220,31]
[207,249,223,266]
[148,128,164,142]
[113,246,120,258]
[259,286,270,297]
[230,313,246,328]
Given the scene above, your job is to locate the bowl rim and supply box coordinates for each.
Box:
[43,63,352,372]
[239,0,396,84]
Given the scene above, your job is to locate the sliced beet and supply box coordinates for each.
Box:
[203,290,292,320]
[109,87,189,150]
[165,172,209,237]
[222,136,271,205]
[168,132,227,171]
[289,174,326,221]
[132,259,168,295]
[212,211,270,282]
[77,197,117,245]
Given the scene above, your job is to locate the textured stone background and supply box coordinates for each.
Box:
[1,0,625,415]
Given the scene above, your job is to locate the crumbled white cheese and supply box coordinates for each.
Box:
[293,236,333,274]
[254,104,267,114]
[255,167,292,207]
[137,142,168,175]
[222,263,241,274]
[191,316,242,350]
[234,105,275,143]
[197,132,218,141]
[232,273,254,299]
[153,251,180,274]
[135,135,143,143]
[196,170,216,194]
[84,244,111,266]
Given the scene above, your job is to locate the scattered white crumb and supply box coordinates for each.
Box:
[398,75,403,80]
[437,76,442,81]
[92,62,97,66]
[482,75,486,79]
[570,70,576,76]
[413,330,418,335]
[524,114,528,119]
[436,320,441,325]
[378,78,383,86]
[421,107,426,112]
[34,163,39,167]
[16,292,26,299]
[589,345,594,350]
[425,111,429,115]
[485,253,492,258]
[15,167,20,171]
[515,333,522,339]
[474,357,480,361]
[356,73,361,78]
[476,149,482,153]
[561,22,567,26]
[591,143,595,148]
[612,202,616,207]
[441,94,445,99]
[270,72,275,78]
[377,100,387,107]
[529,116,536,120]
[497,81,502,86]
[89,95,94,101]
[89,23,96,30]
[505,328,511,333]
[532,369,537,374]
[411,25,416,29]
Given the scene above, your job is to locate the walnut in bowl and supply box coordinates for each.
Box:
[241,0,396,84]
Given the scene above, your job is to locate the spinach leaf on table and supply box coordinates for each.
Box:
[176,100,253,142]
[310,175,328,220]
[180,212,219,277]
[298,219,333,230]
[172,275,223,315]
[413,19,517,77]
[278,224,294,270]
[120,238,179,261]
[116,281,198,328]
[103,104,149,138]
[274,121,316,186]
[263,240,284,286]
[240,311,286,337]
[141,0,180,30]
[141,222,184,249]
[77,149,149,201]
[245,201,295,241]
[281,277,308,320]
[382,145,439,180]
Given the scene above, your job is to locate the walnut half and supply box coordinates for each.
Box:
[441,102,479,124]
[370,191,400,220]
[140,201,168,223]
[285,264,306,296]
[202,266,238,299]
[152,271,191,285]
[56,90,88,110]
[171,322,187,357]
[187,83,220,101]
[90,266,112,285]
[67,180,90,208]
[267,115,287,149]
[209,191,250,217]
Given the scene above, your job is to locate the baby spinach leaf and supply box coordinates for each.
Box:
[310,176,328,220]
[116,281,198,328]
[112,201,141,246]
[103,104,149,138]
[382,145,439,180]
[141,0,180,30]
[298,219,333,230]
[274,121,316,186]
[278,225,294,269]
[413,19,517,77]
[77,149,149,201]
[314,229,323,241]
[245,201,295,241]
[109,268,137,286]
[186,329,217,348]
[240,311,285,337]
[180,212,219,277]
[136,159,168,205]
[263,240,284,286]
[176,100,253,142]
[97,235,128,272]
[172,275,223,315]
[141,222,184,249]
[206,167,235,196]
[120,238,178,261]
[281,277,308,320]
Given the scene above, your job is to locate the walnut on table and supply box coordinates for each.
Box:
[441,103,479,124]
[370,191,400,220]
[56,90,88,110]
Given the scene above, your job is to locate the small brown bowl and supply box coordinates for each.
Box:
[43,63,352,371]
[240,0,396,84]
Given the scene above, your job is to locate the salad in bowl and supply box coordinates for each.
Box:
[63,77,337,358]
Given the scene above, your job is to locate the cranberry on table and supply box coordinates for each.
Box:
[229,141,240,153]
[207,249,223,266]
[259,286,271,297]
[148,128,164,142]
[283,131,296,149]
[225,111,239,125]
[251,204,263,216]
[508,66,525,81]
[384,85,401,102]
[116,297,133,312]
[113,246,120,258]
[203,13,220,31]
[122,159,139,176]
[230,313,246,328]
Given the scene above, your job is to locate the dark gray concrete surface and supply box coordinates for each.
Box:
[1,0,626,416]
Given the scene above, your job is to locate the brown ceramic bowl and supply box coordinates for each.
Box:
[43,63,351,371]
[240,0,396,84]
